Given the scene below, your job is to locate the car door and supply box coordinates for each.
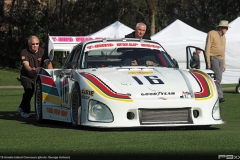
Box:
[186,46,216,82]
[59,45,82,108]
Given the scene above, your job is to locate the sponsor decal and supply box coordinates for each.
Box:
[180,91,191,98]
[86,43,114,49]
[128,71,153,75]
[81,89,94,96]
[117,43,138,46]
[141,43,161,49]
[141,92,175,96]
[46,107,67,117]
[82,95,90,99]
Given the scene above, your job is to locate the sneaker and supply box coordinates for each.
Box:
[17,107,23,114]
[219,98,225,103]
[21,112,31,118]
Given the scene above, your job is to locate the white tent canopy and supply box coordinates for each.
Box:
[223,17,240,84]
[151,19,207,70]
[151,19,240,84]
[88,21,134,38]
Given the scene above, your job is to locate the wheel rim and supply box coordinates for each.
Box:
[71,89,79,124]
[35,84,42,119]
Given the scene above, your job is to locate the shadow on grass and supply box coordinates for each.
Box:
[0,111,221,132]
[223,90,239,94]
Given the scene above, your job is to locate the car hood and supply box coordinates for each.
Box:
[81,67,192,100]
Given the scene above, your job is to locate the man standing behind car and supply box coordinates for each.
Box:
[125,22,151,40]
[17,35,53,118]
[205,20,229,103]
[125,22,179,68]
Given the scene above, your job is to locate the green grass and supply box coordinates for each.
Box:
[0,69,21,86]
[0,88,240,160]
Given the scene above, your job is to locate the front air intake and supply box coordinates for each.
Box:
[139,108,193,125]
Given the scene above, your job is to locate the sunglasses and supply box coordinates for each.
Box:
[32,43,39,45]
[222,27,228,30]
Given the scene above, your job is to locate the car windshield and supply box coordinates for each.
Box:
[82,42,175,68]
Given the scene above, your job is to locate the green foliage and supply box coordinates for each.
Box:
[0,0,240,68]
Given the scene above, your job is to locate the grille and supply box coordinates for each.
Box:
[139,108,193,125]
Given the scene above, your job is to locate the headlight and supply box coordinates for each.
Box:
[212,100,221,120]
[88,100,113,122]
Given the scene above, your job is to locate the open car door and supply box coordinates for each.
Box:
[186,46,216,82]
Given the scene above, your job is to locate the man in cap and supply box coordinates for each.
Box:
[205,20,229,103]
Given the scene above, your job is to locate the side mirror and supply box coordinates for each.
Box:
[67,62,78,69]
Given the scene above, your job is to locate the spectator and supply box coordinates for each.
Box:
[192,48,201,69]
[125,22,179,68]
[17,35,53,118]
[205,20,229,103]
[125,22,151,40]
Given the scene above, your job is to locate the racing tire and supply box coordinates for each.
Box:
[235,84,240,94]
[71,83,81,127]
[35,80,44,123]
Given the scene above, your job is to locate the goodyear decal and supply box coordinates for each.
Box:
[79,72,132,102]
[191,70,214,100]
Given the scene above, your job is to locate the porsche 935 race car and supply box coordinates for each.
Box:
[34,38,224,128]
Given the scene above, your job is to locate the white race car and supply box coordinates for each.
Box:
[34,38,224,128]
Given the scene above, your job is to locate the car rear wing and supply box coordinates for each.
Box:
[48,36,107,61]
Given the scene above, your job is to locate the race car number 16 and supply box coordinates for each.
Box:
[132,76,164,85]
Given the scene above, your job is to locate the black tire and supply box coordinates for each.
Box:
[35,80,44,123]
[71,83,81,127]
[236,84,240,94]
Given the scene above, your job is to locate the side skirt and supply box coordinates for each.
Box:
[42,105,72,123]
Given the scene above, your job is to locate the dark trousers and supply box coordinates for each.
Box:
[19,78,35,113]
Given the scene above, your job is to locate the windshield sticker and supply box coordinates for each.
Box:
[117,43,138,46]
[86,43,114,49]
[141,44,161,49]
[85,42,162,51]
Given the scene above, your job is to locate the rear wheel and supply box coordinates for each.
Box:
[236,84,240,94]
[35,80,44,123]
[71,83,81,127]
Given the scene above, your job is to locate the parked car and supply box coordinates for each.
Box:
[34,38,224,128]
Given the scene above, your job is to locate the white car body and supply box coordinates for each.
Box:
[35,38,224,128]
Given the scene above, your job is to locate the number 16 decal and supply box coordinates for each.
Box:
[132,76,164,85]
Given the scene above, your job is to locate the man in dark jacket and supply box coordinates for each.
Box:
[17,35,53,118]
[125,22,151,40]
[125,22,179,68]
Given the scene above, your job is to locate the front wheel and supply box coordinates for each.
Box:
[70,83,81,127]
[35,80,44,123]
[236,84,240,94]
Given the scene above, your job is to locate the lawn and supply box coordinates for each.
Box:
[0,88,239,160]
